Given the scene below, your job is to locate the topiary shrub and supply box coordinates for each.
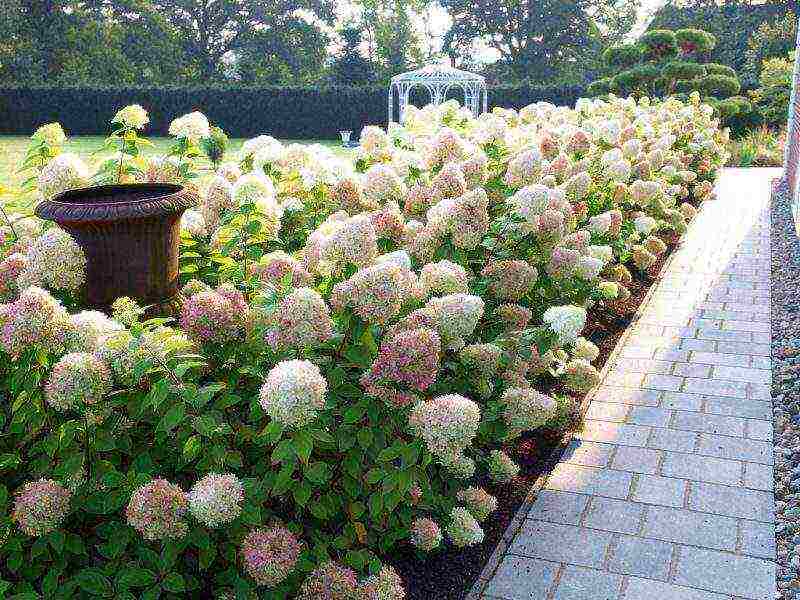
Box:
[675,29,716,55]
[640,30,678,61]
[705,63,737,80]
[602,45,644,69]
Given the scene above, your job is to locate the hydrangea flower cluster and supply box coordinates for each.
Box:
[297,561,358,600]
[12,479,71,536]
[44,352,112,412]
[426,188,490,250]
[487,450,520,483]
[263,287,334,350]
[421,293,484,351]
[482,260,538,301]
[542,305,587,346]
[259,359,327,429]
[241,525,302,587]
[408,394,480,468]
[456,487,498,522]
[410,517,442,552]
[125,479,189,541]
[358,566,406,600]
[418,260,470,297]
[187,473,244,528]
[17,227,86,292]
[330,261,416,325]
[168,111,211,142]
[0,286,69,357]
[180,285,246,344]
[37,153,90,199]
[446,506,484,547]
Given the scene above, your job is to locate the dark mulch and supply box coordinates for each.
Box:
[394,233,679,599]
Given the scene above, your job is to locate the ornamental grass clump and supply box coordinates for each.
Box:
[0,95,726,597]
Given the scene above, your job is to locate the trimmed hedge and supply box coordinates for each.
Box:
[0,85,586,139]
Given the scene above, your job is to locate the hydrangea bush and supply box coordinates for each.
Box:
[0,96,728,598]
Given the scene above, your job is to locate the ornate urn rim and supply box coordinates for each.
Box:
[35,183,197,223]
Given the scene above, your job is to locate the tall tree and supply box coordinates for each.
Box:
[328,26,380,86]
[440,0,640,81]
[107,0,336,81]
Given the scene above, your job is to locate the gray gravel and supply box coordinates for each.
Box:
[770,180,800,599]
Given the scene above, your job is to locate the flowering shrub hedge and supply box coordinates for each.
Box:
[0,94,728,598]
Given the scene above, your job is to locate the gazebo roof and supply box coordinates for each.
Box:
[390,64,485,85]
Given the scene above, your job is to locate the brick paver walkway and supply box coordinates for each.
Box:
[479,169,778,600]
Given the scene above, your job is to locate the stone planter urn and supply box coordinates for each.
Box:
[36,183,197,313]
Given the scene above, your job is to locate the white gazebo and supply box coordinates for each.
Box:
[784,25,800,226]
[388,64,488,124]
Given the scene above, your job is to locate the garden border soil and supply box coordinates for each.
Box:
[391,223,688,599]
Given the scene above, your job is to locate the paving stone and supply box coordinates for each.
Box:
[610,446,661,474]
[682,378,749,398]
[696,434,773,464]
[592,386,661,406]
[660,452,742,486]
[745,419,773,441]
[483,556,559,600]
[508,521,612,568]
[577,420,650,447]
[673,546,776,599]
[546,464,633,499]
[626,406,672,427]
[607,534,673,580]
[583,498,644,534]
[743,463,774,491]
[642,374,684,392]
[711,365,771,384]
[739,521,776,559]
[562,440,614,467]
[529,491,589,525]
[585,401,629,422]
[622,577,731,600]
[689,351,751,366]
[644,506,738,550]
[632,474,686,507]
[715,341,771,356]
[648,429,698,453]
[551,565,622,600]
[613,358,674,374]
[704,397,772,420]
[673,362,713,378]
[671,411,745,437]
[660,391,704,411]
[688,483,775,523]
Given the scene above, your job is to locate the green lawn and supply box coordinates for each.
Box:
[0,135,347,195]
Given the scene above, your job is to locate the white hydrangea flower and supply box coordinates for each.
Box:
[168,111,210,142]
[543,305,587,346]
[259,360,327,429]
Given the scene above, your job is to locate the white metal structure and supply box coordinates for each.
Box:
[785,25,800,226]
[388,64,488,124]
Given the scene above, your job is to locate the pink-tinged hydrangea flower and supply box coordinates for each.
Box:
[644,235,667,256]
[456,487,498,522]
[298,561,359,600]
[431,163,467,201]
[461,151,488,188]
[181,278,212,298]
[408,394,480,465]
[0,252,27,300]
[446,506,484,547]
[418,260,470,298]
[94,330,136,387]
[37,153,90,199]
[251,251,313,289]
[410,517,442,552]
[486,450,520,483]
[370,201,406,241]
[495,304,532,330]
[362,164,406,206]
[543,305,587,346]
[1,215,43,255]
[330,176,366,213]
[539,133,559,159]
[110,296,144,327]
[125,479,188,541]
[67,310,124,352]
[404,182,436,215]
[187,473,244,528]
[426,188,490,250]
[242,526,302,587]
[360,327,441,407]
[330,261,414,325]
[504,149,543,188]
[563,171,591,199]
[573,337,599,362]
[587,212,612,235]
[631,245,657,271]
[44,352,112,412]
[563,358,601,393]
[631,180,661,205]
[576,255,604,280]
[565,129,591,154]
[563,230,590,253]
[424,127,468,170]
[422,293,484,351]
[482,260,538,301]
[259,360,327,429]
[538,209,565,240]
[501,387,558,435]
[201,176,235,231]
[360,125,391,157]
[598,280,621,300]
[358,566,406,600]
[0,286,69,356]
[546,246,580,279]
[508,184,550,224]
[263,287,334,350]
[179,287,245,344]
[633,215,657,235]
[305,213,379,276]
[17,227,86,292]
[607,264,632,284]
[12,479,71,536]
